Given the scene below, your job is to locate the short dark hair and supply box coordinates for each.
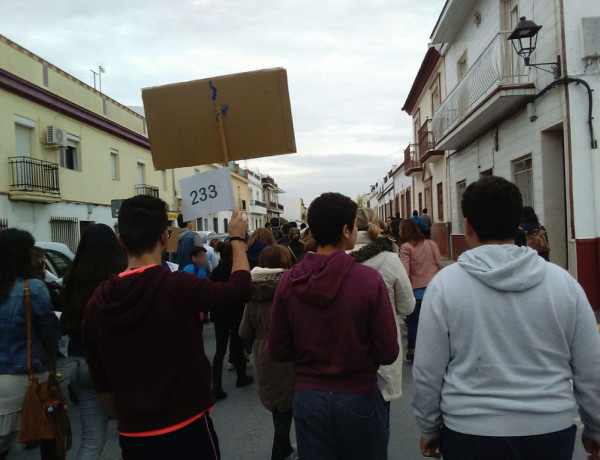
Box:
[289,222,298,228]
[307,192,357,247]
[461,176,522,242]
[270,217,280,228]
[281,223,291,236]
[177,214,188,229]
[118,195,169,257]
[0,228,35,303]
[190,245,207,257]
[412,210,419,216]
[422,208,428,214]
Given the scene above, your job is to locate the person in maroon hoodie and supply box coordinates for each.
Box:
[83,195,251,460]
[268,192,399,460]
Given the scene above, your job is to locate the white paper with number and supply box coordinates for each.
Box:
[180,168,235,221]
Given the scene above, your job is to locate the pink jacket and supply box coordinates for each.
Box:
[400,240,442,289]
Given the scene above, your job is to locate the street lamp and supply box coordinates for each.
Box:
[507,16,561,79]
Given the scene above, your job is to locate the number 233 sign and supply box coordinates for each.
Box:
[179,168,235,221]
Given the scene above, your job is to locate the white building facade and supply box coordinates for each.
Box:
[429,0,600,309]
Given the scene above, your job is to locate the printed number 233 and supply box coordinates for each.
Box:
[190,185,218,205]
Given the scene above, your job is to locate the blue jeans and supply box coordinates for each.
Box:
[70,356,109,460]
[406,298,422,349]
[293,390,387,460]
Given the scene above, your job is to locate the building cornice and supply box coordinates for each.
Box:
[0,68,150,150]
[401,48,441,114]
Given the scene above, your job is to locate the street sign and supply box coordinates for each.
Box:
[179,168,235,222]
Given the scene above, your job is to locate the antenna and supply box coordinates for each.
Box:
[98,65,106,93]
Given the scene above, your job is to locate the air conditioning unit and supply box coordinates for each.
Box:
[46,126,68,147]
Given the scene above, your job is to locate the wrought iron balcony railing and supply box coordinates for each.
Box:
[249,200,266,208]
[9,156,60,195]
[432,33,530,144]
[403,143,422,176]
[135,184,159,197]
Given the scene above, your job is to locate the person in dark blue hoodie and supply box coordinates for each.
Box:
[246,228,276,269]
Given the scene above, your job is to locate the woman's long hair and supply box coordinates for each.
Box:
[0,229,35,303]
[61,224,127,337]
[247,228,276,248]
[398,219,425,247]
[258,245,292,269]
[356,208,382,241]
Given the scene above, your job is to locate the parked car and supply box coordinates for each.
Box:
[36,241,75,285]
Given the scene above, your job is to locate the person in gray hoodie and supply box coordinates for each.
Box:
[412,176,600,460]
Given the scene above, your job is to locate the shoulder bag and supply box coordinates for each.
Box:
[18,279,72,457]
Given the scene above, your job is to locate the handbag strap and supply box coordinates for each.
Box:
[24,279,34,379]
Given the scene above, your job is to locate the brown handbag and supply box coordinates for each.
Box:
[18,279,72,457]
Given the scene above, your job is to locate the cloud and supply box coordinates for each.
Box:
[0,0,444,205]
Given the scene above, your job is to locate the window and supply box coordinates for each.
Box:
[15,117,34,156]
[456,180,467,233]
[437,182,444,221]
[457,52,468,81]
[110,149,119,180]
[196,218,203,231]
[50,216,79,252]
[513,156,533,207]
[44,249,72,279]
[137,160,146,184]
[0,219,8,231]
[213,217,219,233]
[60,136,80,171]
[223,218,228,231]
[430,74,441,114]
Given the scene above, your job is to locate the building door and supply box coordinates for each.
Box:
[15,123,33,189]
[541,126,567,269]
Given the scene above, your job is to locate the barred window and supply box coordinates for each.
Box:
[513,156,533,207]
[50,217,79,252]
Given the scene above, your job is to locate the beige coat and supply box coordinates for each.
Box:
[239,267,296,412]
[350,232,415,401]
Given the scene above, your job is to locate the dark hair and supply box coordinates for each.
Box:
[398,219,425,246]
[300,223,307,230]
[270,217,280,227]
[290,222,298,228]
[190,245,207,257]
[395,212,400,219]
[307,192,357,247]
[177,214,188,229]
[216,241,233,261]
[118,195,169,256]
[422,208,428,214]
[31,246,46,281]
[521,206,540,225]
[265,222,272,229]
[461,176,522,242]
[281,223,291,236]
[412,210,419,217]
[390,219,401,242]
[62,224,127,337]
[0,229,35,303]
[258,245,292,269]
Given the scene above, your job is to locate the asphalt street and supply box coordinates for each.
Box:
[8,323,588,459]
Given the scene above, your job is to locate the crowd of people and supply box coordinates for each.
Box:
[0,176,599,460]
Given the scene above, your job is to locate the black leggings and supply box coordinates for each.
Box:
[212,317,245,384]
[271,409,294,460]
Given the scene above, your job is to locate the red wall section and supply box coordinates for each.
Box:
[576,238,600,311]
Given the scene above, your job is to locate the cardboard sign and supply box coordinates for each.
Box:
[142,68,296,169]
[180,168,235,221]
[166,226,179,253]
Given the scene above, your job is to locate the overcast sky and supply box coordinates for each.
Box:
[0,0,444,205]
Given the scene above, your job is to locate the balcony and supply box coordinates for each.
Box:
[267,201,282,214]
[418,119,444,163]
[403,143,422,176]
[9,156,61,203]
[237,199,247,211]
[249,199,267,215]
[432,34,536,150]
[135,184,159,197]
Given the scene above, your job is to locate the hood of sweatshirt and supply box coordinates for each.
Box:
[458,244,546,292]
[286,251,355,307]
[88,265,171,328]
[250,267,286,301]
